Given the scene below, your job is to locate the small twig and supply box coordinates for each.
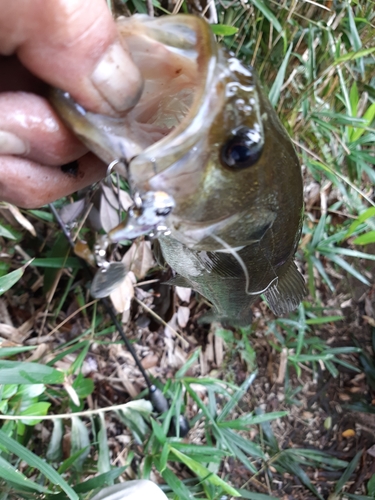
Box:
[135,278,160,287]
[172,0,184,15]
[276,347,288,384]
[72,201,94,242]
[146,0,154,17]
[202,0,218,23]
[49,204,73,243]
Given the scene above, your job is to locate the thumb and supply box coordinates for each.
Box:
[0,0,143,115]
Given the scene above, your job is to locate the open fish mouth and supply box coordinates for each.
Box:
[51,15,221,177]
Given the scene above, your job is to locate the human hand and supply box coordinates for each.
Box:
[0,0,143,208]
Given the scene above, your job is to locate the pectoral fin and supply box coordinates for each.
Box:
[264,260,306,315]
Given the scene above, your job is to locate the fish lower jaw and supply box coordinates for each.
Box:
[167,230,224,252]
[167,214,244,251]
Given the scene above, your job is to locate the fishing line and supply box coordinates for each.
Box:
[48,203,170,414]
[210,233,278,295]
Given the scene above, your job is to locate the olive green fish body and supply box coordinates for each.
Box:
[51,15,306,325]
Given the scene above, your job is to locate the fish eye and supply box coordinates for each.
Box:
[155,207,172,217]
[220,127,263,169]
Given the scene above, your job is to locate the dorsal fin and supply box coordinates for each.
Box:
[264,260,306,315]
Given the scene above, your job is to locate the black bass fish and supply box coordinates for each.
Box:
[51,14,306,326]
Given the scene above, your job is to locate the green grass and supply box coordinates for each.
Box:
[0,0,374,498]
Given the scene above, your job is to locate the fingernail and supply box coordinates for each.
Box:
[91,42,143,113]
[0,131,28,155]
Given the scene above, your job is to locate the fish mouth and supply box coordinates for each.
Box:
[51,15,221,175]
[126,15,223,188]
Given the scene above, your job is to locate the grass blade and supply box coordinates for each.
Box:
[250,0,282,32]
[334,450,363,495]
[0,456,50,493]
[0,430,79,500]
[0,361,64,384]
[171,446,240,497]
[269,44,293,106]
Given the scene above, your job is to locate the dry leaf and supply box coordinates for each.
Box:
[0,323,21,340]
[59,199,86,224]
[176,286,192,303]
[200,349,208,376]
[164,312,178,338]
[214,332,224,366]
[122,308,131,324]
[6,203,36,236]
[0,299,13,326]
[338,393,351,401]
[141,354,159,369]
[74,240,96,266]
[100,186,121,232]
[110,271,136,313]
[164,312,178,365]
[117,369,139,398]
[64,381,80,407]
[27,343,48,362]
[87,205,102,231]
[342,429,356,438]
[172,345,188,368]
[349,387,363,393]
[123,240,155,279]
[0,340,18,347]
[100,184,133,233]
[91,263,127,299]
[205,330,214,363]
[365,296,374,317]
[101,184,133,211]
[302,411,314,419]
[363,315,375,327]
[177,305,190,328]
[17,317,34,341]
[190,384,207,396]
[82,356,98,375]
[276,347,288,384]
[340,298,352,308]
